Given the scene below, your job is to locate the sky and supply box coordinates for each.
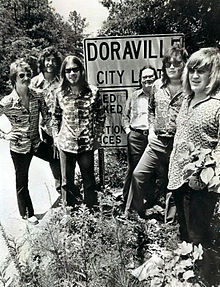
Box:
[52,0,109,36]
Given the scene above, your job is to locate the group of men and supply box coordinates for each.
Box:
[0,44,188,225]
[122,45,188,222]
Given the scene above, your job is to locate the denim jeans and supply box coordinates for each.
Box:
[10,141,57,217]
[59,149,97,208]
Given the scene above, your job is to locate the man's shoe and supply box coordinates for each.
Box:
[23,215,39,225]
[137,210,148,219]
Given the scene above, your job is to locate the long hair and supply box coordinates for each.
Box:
[162,45,188,85]
[10,59,32,87]
[60,55,90,94]
[38,46,62,76]
[183,47,220,96]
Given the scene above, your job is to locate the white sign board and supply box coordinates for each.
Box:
[84,34,184,147]
[101,90,127,147]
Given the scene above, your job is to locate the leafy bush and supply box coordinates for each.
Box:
[103,149,127,188]
[183,146,220,192]
[0,193,207,287]
[1,149,219,286]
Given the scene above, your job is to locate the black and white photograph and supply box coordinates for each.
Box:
[0,0,220,286]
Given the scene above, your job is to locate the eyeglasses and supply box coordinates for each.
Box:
[164,60,183,68]
[188,67,207,75]
[142,75,155,79]
[18,72,32,79]
[65,67,80,73]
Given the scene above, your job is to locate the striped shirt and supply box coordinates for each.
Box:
[30,72,60,135]
[52,85,105,153]
[149,78,185,137]
[0,88,49,153]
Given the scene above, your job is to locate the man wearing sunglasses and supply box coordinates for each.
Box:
[30,46,62,194]
[52,55,105,210]
[0,59,56,224]
[125,45,188,221]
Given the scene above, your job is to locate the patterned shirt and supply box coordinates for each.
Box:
[149,79,185,137]
[52,85,105,154]
[168,92,220,190]
[30,72,60,135]
[0,88,49,153]
[122,88,149,130]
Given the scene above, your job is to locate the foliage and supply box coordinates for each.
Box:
[68,10,88,53]
[0,222,22,281]
[1,150,219,286]
[1,203,146,287]
[0,0,87,96]
[183,145,220,192]
[104,148,127,188]
[131,241,203,286]
[99,0,220,54]
[0,193,207,287]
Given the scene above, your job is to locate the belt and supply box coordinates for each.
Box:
[157,135,174,141]
[130,126,149,136]
[155,131,174,139]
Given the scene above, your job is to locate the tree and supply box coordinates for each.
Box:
[0,0,87,96]
[99,0,220,53]
[68,10,88,54]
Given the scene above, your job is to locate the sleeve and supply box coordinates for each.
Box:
[38,92,52,135]
[214,107,220,153]
[122,93,132,130]
[148,84,156,128]
[51,93,62,138]
[93,90,106,139]
[0,96,11,139]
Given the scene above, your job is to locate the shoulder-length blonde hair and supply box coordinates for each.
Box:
[183,47,220,96]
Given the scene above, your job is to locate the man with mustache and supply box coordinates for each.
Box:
[0,59,55,224]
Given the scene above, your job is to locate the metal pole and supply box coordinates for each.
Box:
[98,148,105,189]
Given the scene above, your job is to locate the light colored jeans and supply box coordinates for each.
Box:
[125,134,174,220]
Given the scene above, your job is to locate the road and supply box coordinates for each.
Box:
[0,115,59,284]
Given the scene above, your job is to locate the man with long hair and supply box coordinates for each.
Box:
[125,45,188,220]
[52,55,105,209]
[31,46,62,194]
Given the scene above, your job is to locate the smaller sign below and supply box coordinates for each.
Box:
[100,89,128,147]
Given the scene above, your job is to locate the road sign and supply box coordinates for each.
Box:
[84,34,184,147]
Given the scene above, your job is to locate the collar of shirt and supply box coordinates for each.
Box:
[186,92,220,109]
[133,88,149,98]
[156,78,183,103]
[11,88,35,108]
[10,89,20,106]
[62,86,81,99]
[35,72,59,88]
